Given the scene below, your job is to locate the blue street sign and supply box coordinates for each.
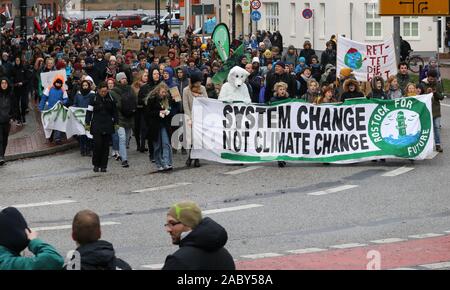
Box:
[251,10,262,22]
[302,8,313,19]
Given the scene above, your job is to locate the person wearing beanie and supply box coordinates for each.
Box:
[282,45,298,67]
[110,72,135,168]
[265,59,297,102]
[162,201,235,270]
[0,207,64,270]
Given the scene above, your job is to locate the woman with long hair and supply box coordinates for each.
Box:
[132,70,149,151]
[143,82,173,172]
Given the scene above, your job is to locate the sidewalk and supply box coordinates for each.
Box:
[5,103,78,162]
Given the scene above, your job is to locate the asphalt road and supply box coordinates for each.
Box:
[1,99,449,270]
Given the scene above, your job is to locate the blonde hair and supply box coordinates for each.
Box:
[273,82,288,92]
[405,82,417,97]
[146,82,170,109]
[385,75,398,91]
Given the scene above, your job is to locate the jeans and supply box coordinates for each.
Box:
[433,117,441,145]
[112,131,119,151]
[152,127,172,168]
[118,127,132,161]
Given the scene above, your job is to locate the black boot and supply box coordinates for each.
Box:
[194,159,201,167]
[186,157,192,167]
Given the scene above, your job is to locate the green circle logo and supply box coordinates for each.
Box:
[368,98,432,158]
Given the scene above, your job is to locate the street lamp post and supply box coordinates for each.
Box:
[232,0,235,40]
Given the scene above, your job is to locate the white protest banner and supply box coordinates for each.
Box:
[190,96,434,164]
[40,70,67,90]
[41,102,92,139]
[337,36,398,82]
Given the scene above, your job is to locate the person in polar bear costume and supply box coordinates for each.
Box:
[218,66,252,103]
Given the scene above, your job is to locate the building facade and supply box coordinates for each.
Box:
[221,0,445,54]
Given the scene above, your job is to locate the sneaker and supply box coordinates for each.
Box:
[0,158,5,166]
[121,160,130,168]
[436,145,443,153]
[93,167,99,172]
[156,166,164,172]
[163,165,173,171]
[100,168,107,172]
[115,155,122,161]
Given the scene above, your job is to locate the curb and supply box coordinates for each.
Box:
[5,140,78,162]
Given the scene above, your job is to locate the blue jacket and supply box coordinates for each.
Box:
[73,91,95,108]
[39,86,69,111]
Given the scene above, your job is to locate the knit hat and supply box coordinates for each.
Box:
[73,63,82,71]
[168,201,202,229]
[109,55,116,62]
[116,72,127,82]
[0,207,29,254]
[56,60,66,70]
[252,57,260,64]
[275,61,285,69]
[340,67,354,78]
[298,56,306,63]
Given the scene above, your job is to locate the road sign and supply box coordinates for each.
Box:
[251,10,261,22]
[251,0,261,10]
[242,0,251,14]
[379,0,449,16]
[302,8,313,19]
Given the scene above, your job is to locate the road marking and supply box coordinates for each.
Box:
[391,267,417,270]
[8,199,77,209]
[32,221,120,232]
[444,230,450,234]
[441,103,450,108]
[426,152,439,160]
[420,261,450,269]
[382,166,414,177]
[203,204,263,215]
[286,248,327,254]
[330,243,368,249]
[307,185,359,196]
[408,233,444,239]
[132,183,192,193]
[224,166,263,175]
[241,253,283,259]
[371,238,407,244]
[141,263,164,270]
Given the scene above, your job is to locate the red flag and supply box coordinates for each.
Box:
[86,19,93,33]
[54,15,63,32]
[67,21,71,34]
[34,18,42,33]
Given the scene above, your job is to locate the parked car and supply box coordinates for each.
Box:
[93,16,108,27]
[160,11,182,26]
[141,16,156,25]
[103,15,142,29]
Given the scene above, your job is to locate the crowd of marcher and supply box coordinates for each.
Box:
[0,23,445,171]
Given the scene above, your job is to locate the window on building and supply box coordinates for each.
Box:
[290,3,296,35]
[320,3,326,38]
[365,3,382,38]
[305,3,311,36]
[402,16,419,38]
[265,2,279,32]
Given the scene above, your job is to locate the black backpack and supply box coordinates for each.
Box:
[120,88,137,118]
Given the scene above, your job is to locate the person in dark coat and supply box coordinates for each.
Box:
[0,77,13,165]
[341,79,365,101]
[85,82,119,172]
[162,201,235,270]
[320,41,337,69]
[299,40,316,66]
[11,57,30,125]
[367,76,388,100]
[73,80,95,156]
[143,82,174,171]
[264,62,297,102]
[137,68,161,157]
[65,210,131,270]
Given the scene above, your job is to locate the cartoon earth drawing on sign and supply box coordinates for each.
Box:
[344,48,364,70]
[381,110,421,147]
